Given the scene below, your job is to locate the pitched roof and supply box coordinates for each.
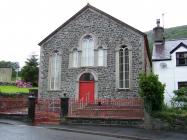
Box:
[152,38,187,61]
[170,42,187,54]
[38,3,146,46]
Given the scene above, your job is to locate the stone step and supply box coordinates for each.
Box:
[83,104,144,111]
[66,117,144,127]
[70,109,144,120]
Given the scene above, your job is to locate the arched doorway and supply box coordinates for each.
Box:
[79,73,94,103]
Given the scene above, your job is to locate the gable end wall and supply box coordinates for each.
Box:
[39,9,146,99]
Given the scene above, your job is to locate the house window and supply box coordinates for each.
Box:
[72,48,78,67]
[81,35,94,66]
[176,52,187,66]
[178,82,187,89]
[119,46,130,89]
[48,51,61,90]
[98,47,104,66]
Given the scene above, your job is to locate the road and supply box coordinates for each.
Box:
[0,124,127,140]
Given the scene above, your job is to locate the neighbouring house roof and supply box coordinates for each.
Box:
[152,38,187,61]
[170,42,187,54]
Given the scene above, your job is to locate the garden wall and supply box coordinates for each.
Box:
[0,95,28,112]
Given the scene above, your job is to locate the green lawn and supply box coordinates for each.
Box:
[0,86,35,94]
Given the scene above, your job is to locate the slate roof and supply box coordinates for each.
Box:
[152,38,187,61]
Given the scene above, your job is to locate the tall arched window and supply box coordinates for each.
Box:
[48,51,61,90]
[119,46,130,89]
[82,35,94,66]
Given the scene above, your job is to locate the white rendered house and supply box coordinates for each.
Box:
[152,20,187,105]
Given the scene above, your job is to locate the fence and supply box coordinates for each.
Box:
[68,98,144,120]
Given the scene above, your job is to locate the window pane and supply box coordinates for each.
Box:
[82,35,94,66]
[119,80,123,88]
[176,52,187,66]
[119,49,124,88]
[125,80,129,88]
[184,53,187,58]
[73,49,78,67]
[178,82,187,89]
[82,39,87,66]
[80,73,94,81]
[98,48,104,66]
[49,53,61,90]
[179,58,185,65]
[124,49,129,88]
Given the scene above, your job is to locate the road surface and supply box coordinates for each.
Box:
[0,123,127,140]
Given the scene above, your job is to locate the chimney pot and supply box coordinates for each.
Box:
[156,19,160,27]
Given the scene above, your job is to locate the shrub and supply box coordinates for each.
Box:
[172,87,187,108]
[16,80,32,88]
[139,73,165,112]
[152,106,187,124]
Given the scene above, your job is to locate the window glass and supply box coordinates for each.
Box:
[49,52,61,90]
[178,82,187,89]
[80,73,94,81]
[118,46,129,89]
[176,52,187,66]
[72,49,78,67]
[82,35,94,66]
[98,47,104,66]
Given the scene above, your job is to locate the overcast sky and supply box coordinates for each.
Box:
[0,0,186,67]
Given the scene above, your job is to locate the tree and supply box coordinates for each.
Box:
[139,73,165,112]
[21,55,39,86]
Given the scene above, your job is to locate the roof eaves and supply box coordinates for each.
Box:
[152,59,171,61]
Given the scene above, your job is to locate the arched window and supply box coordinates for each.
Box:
[98,47,104,66]
[82,35,94,66]
[48,51,61,90]
[72,48,78,67]
[119,46,130,89]
[80,73,94,81]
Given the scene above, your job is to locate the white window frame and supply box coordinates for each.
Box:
[81,35,94,66]
[48,52,61,90]
[72,48,78,67]
[116,45,131,89]
[98,47,104,66]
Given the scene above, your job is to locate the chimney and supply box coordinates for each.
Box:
[153,19,165,45]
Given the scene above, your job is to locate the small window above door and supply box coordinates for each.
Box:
[80,73,94,81]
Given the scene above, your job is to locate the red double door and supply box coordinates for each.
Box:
[79,81,94,103]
